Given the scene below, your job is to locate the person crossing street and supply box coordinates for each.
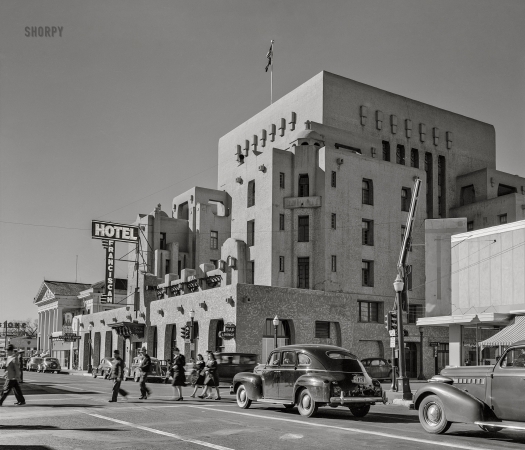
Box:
[108,350,128,402]
[0,344,26,407]
[138,347,152,400]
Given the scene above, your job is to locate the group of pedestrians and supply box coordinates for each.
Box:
[169,349,221,401]
[0,344,26,407]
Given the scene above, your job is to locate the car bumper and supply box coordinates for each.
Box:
[329,395,385,405]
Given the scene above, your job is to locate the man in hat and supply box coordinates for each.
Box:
[108,350,128,402]
[137,347,152,400]
[0,344,26,406]
[16,349,25,384]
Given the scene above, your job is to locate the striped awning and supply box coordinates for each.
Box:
[480,316,525,347]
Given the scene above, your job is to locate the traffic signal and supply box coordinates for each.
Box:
[387,311,398,332]
[180,326,187,340]
[185,326,191,340]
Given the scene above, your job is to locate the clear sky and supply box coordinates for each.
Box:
[1,0,524,320]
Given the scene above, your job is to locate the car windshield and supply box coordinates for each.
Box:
[325,351,362,372]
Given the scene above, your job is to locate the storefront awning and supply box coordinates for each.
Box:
[108,322,145,339]
[480,316,525,347]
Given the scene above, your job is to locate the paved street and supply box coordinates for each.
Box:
[0,373,524,449]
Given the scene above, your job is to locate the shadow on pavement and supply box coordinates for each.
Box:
[446,429,525,445]
[0,425,116,431]
[15,383,103,396]
[0,447,54,449]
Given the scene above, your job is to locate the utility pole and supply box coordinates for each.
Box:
[395,177,422,400]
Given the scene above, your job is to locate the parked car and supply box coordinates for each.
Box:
[361,357,399,381]
[232,344,384,418]
[124,356,163,382]
[92,357,116,379]
[216,353,258,381]
[38,357,61,373]
[0,358,7,369]
[26,357,44,371]
[414,340,525,434]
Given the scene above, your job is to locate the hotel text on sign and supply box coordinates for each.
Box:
[92,220,139,243]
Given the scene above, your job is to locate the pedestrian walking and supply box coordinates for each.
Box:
[138,347,152,400]
[199,350,221,400]
[0,344,26,406]
[108,350,128,403]
[171,348,186,401]
[190,354,205,398]
[16,350,25,384]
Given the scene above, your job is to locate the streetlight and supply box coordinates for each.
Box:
[87,323,93,373]
[418,326,425,380]
[272,315,279,350]
[394,274,412,400]
[189,309,195,360]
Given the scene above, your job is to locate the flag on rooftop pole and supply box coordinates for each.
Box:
[265,40,274,104]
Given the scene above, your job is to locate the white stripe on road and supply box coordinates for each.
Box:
[87,413,235,450]
[183,406,487,450]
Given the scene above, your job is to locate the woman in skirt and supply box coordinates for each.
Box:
[190,354,205,398]
[171,348,186,401]
[199,350,221,400]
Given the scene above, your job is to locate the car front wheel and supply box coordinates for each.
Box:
[236,385,252,409]
[349,404,370,417]
[418,395,451,434]
[297,389,318,418]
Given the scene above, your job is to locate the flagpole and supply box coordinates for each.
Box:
[270,40,274,105]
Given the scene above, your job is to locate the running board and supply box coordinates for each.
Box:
[257,398,294,406]
[475,421,525,431]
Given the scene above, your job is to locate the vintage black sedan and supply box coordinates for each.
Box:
[231,344,384,418]
[414,340,525,434]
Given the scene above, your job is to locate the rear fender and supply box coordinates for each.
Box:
[414,383,496,424]
[295,374,332,403]
[232,372,262,400]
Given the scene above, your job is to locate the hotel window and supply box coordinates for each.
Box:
[279,256,285,272]
[160,232,167,250]
[331,171,336,188]
[358,301,380,323]
[410,148,419,168]
[499,214,507,224]
[297,257,310,289]
[298,174,309,197]
[362,179,373,205]
[247,180,255,208]
[362,260,374,287]
[382,141,390,161]
[408,304,424,324]
[438,156,446,217]
[279,214,285,231]
[247,261,254,284]
[331,213,336,229]
[315,321,330,338]
[279,172,285,189]
[247,220,255,246]
[298,216,309,242]
[401,188,410,212]
[396,145,405,165]
[331,255,337,272]
[467,221,474,231]
[165,259,170,275]
[425,152,433,218]
[210,231,218,249]
[362,220,373,245]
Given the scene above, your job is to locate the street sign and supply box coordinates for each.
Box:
[429,342,440,347]
[389,330,397,337]
[390,337,396,348]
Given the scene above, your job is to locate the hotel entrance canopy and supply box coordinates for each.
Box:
[417,312,512,327]
[480,316,525,347]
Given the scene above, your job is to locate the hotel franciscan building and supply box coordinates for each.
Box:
[55,71,524,378]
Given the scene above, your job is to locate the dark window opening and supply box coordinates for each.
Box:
[331,171,336,188]
[298,257,310,289]
[210,231,218,249]
[279,172,285,189]
[382,141,390,161]
[467,221,474,231]
[362,260,374,287]
[247,180,255,208]
[362,179,373,205]
[247,261,254,284]
[499,214,508,224]
[362,219,373,245]
[498,184,517,197]
[408,304,424,324]
[264,319,290,338]
[165,259,170,275]
[425,153,433,218]
[460,185,476,206]
[247,220,255,246]
[279,214,285,231]
[298,174,309,197]
[315,321,330,338]
[396,145,405,165]
[298,216,309,242]
[331,213,336,229]
[438,156,446,217]
[160,232,167,250]
[401,188,411,212]
[279,256,284,272]
[410,149,419,168]
[358,301,380,323]
[331,255,337,272]
[179,201,189,220]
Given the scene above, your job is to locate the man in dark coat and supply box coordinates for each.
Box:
[0,345,26,406]
[138,347,152,400]
[108,350,128,402]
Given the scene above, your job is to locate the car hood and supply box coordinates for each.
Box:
[440,366,494,378]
